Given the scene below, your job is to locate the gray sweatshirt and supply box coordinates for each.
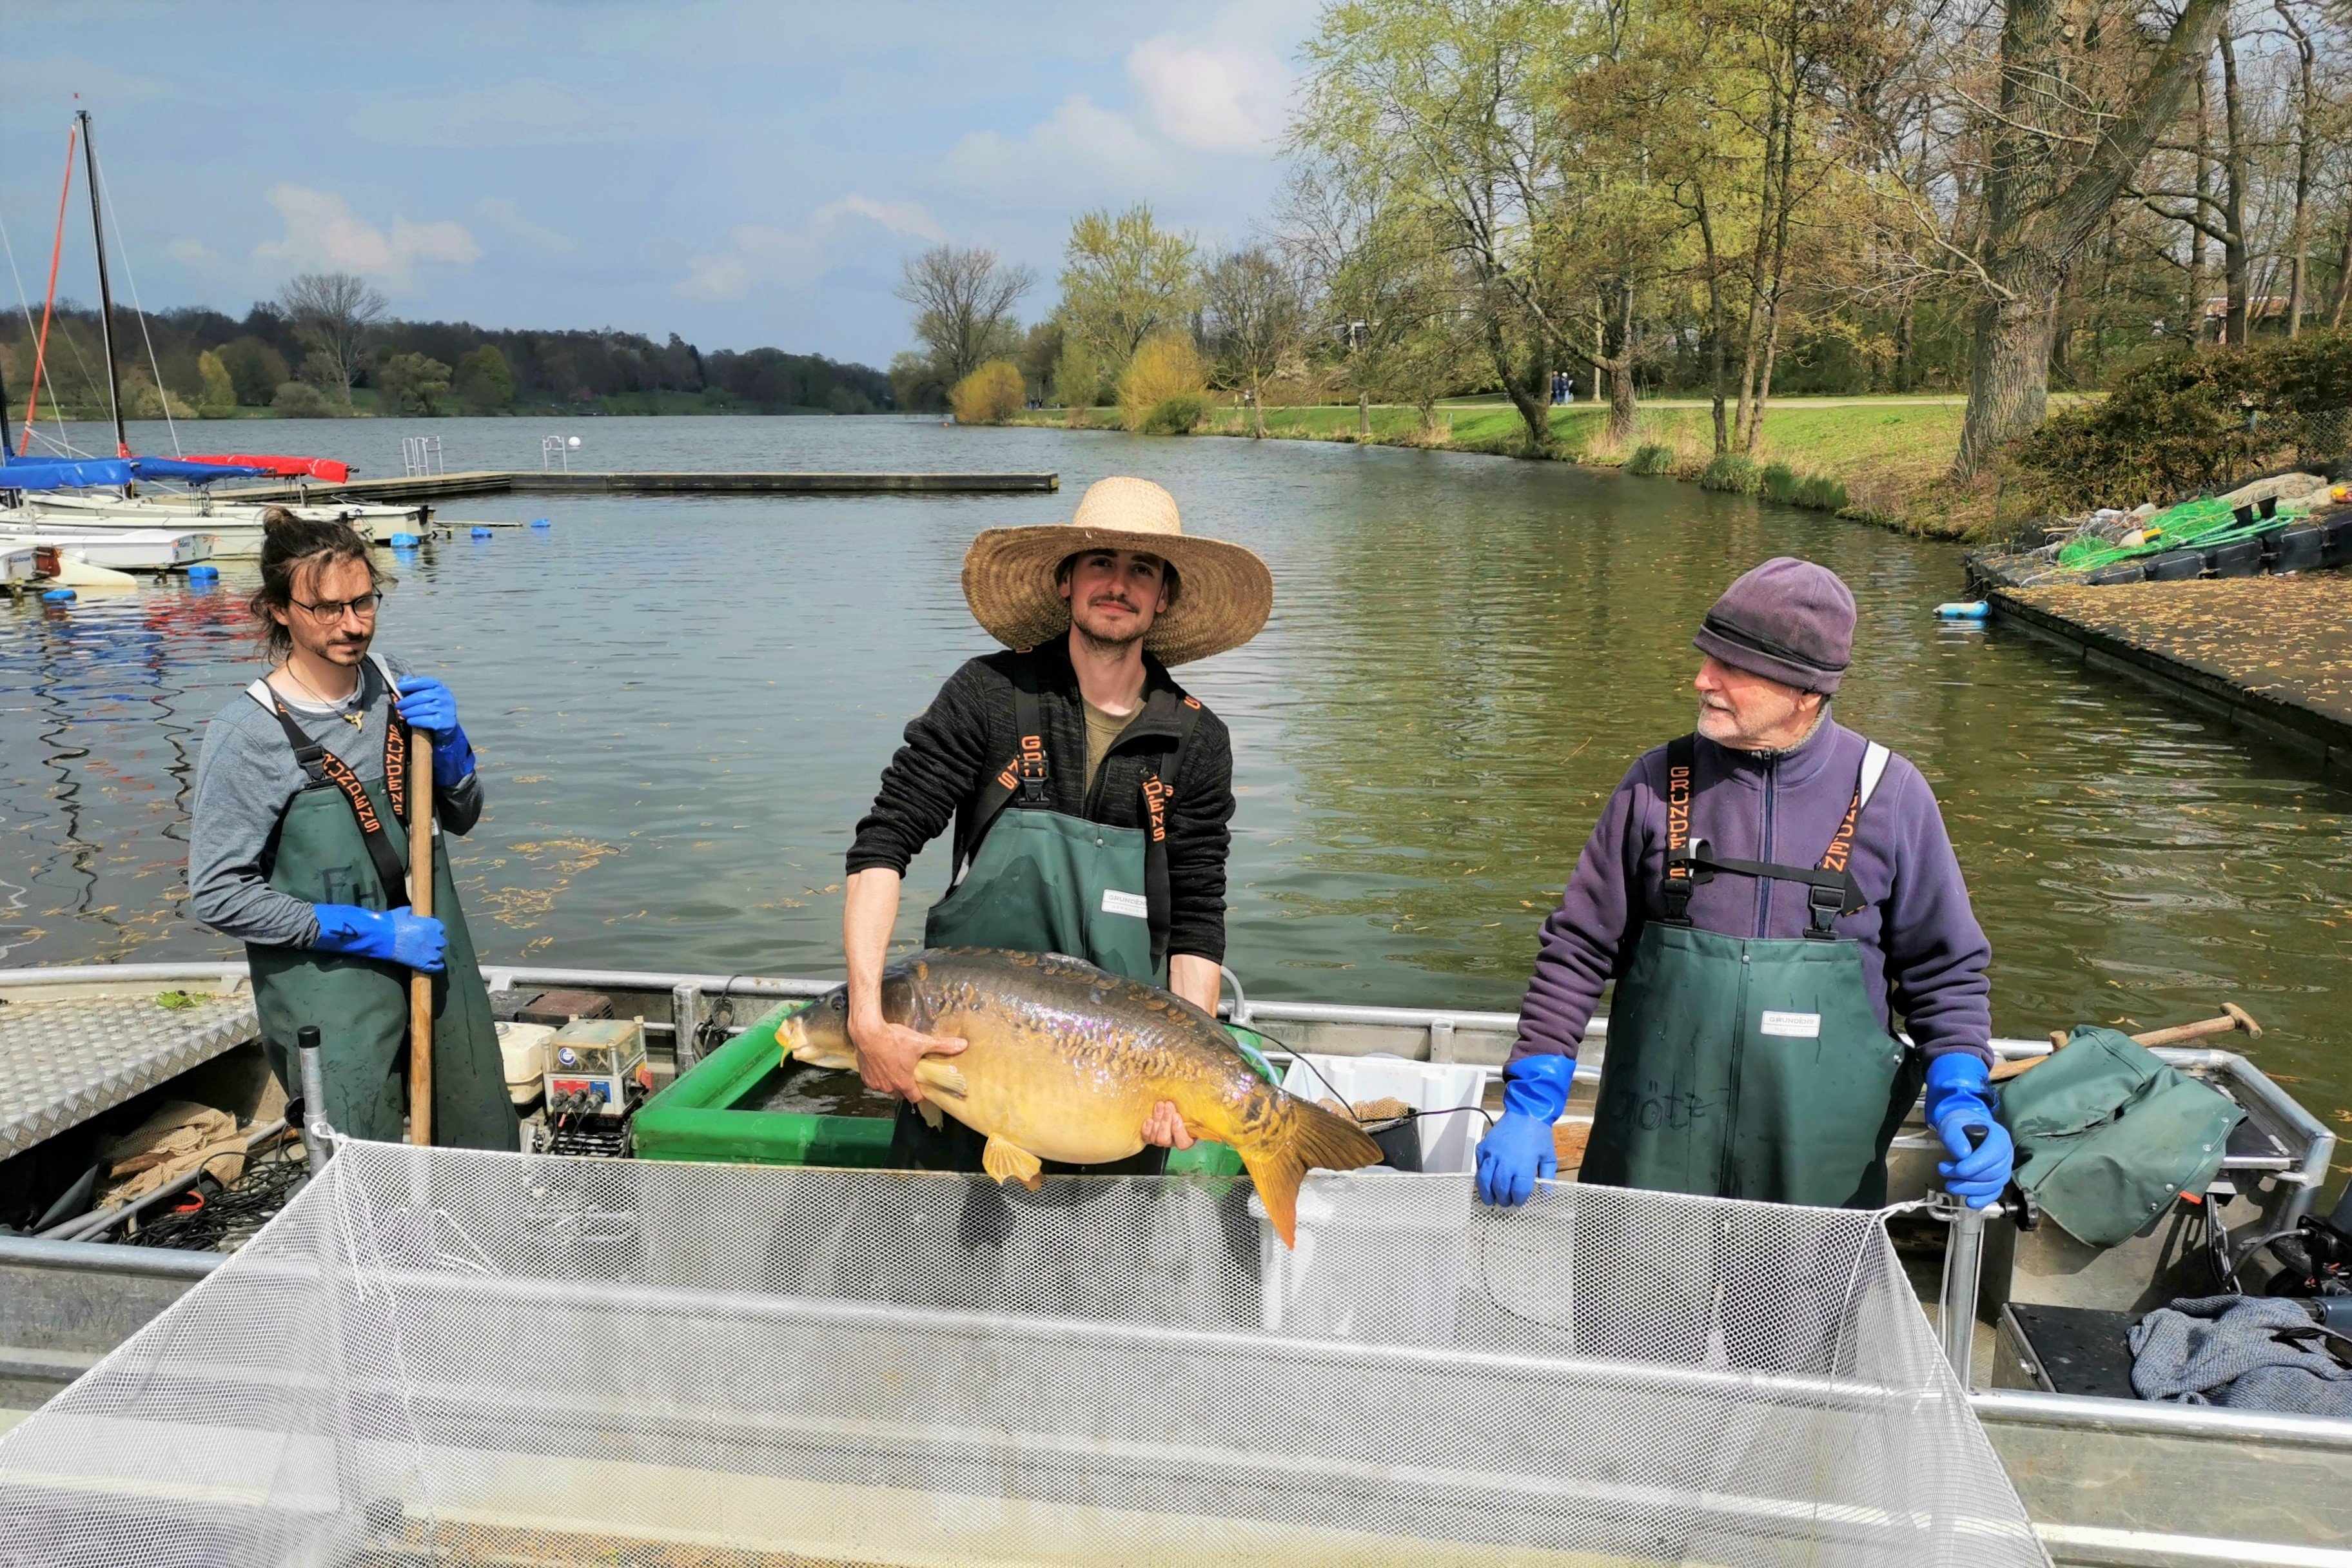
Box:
[188,652,483,949]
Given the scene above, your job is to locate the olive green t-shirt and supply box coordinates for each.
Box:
[1083,698,1137,794]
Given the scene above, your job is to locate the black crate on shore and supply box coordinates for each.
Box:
[2274,525,2326,573]
[2146,549,2207,582]
[2084,561,2149,585]
[2204,538,2265,577]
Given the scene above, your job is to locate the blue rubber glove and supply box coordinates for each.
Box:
[394,676,475,789]
[311,903,446,973]
[1925,1052,2014,1209]
[1475,1054,1573,1207]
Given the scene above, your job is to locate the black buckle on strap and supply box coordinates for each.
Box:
[1806,880,1846,939]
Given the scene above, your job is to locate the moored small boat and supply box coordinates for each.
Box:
[0,522,215,573]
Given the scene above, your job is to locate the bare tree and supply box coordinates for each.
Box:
[277,272,387,407]
[1202,248,1307,436]
[895,246,1035,386]
[1947,0,2231,479]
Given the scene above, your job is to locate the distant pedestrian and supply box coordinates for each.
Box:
[1563,375,1576,406]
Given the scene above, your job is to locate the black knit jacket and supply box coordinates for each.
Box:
[846,640,1237,963]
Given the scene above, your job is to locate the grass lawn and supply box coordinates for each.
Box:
[1014,396,1995,538]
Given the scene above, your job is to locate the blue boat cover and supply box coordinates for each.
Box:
[0,454,265,489]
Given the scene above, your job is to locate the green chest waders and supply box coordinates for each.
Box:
[1580,736,1923,1208]
[892,656,1200,1175]
[242,672,517,1150]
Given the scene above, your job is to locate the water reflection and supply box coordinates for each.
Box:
[2,417,2347,1132]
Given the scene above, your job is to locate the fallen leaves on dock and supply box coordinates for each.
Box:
[2017,578,2352,727]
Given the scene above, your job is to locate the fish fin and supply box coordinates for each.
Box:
[983,1137,1044,1192]
[916,1099,945,1131]
[914,1061,969,1101]
[1241,1098,1385,1250]
[789,1043,858,1072]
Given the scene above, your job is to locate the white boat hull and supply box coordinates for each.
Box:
[17,496,414,554]
[0,523,216,571]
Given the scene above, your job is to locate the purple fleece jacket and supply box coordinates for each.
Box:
[1513,718,1992,1066]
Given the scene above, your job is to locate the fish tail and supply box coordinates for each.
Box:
[1239,1096,1384,1250]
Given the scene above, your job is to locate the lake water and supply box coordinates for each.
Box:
[6,415,2348,1152]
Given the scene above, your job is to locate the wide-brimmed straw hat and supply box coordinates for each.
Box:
[961,476,1273,665]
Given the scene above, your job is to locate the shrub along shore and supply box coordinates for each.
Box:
[1008,397,1999,539]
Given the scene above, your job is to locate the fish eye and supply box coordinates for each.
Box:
[828,992,847,1014]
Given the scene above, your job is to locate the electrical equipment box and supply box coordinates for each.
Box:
[545,1017,649,1117]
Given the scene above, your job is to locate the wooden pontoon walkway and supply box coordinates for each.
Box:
[230,470,1059,504]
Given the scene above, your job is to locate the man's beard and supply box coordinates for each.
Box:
[1073,621,1145,655]
[1071,600,1147,654]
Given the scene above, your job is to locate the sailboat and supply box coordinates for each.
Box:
[2,111,422,552]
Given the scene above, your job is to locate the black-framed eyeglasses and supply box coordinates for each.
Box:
[289,590,383,622]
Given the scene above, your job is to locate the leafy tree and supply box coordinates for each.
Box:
[949,360,1027,424]
[375,352,455,415]
[1293,0,1585,450]
[890,350,948,413]
[1202,247,1308,437]
[1050,340,1109,415]
[272,380,337,417]
[453,345,514,413]
[897,246,1034,386]
[1117,334,1210,431]
[196,350,236,417]
[1059,206,1202,363]
[218,336,288,406]
[279,271,388,406]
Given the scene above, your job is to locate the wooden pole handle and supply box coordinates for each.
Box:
[407,733,434,1146]
[1993,1004,2261,1082]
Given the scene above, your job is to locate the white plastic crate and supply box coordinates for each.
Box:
[1276,1052,1489,1173]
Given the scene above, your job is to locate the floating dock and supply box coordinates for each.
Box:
[1990,579,2352,786]
[231,470,1059,504]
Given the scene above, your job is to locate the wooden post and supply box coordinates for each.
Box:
[407,733,434,1145]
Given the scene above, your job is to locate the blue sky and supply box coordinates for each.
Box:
[1,1,1317,368]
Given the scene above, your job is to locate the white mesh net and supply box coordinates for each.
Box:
[0,1141,2046,1567]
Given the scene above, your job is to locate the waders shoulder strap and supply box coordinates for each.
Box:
[1662,736,1894,937]
[247,674,415,907]
[953,654,1050,883]
[1139,694,1205,973]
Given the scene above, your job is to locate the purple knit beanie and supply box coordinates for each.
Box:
[1692,557,1856,694]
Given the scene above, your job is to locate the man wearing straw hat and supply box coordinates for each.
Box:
[843,476,1271,1173]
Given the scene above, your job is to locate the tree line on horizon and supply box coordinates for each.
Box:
[1,273,892,429]
[896,0,2352,489]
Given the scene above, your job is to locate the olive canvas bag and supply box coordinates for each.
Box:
[1997,1024,2245,1248]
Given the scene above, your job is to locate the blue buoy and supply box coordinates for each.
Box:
[471,526,493,539]
[389,532,421,548]
[530,518,552,529]
[41,587,74,602]
[188,564,219,580]
[1936,600,1990,620]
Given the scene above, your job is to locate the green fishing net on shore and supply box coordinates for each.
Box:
[2057,495,2310,571]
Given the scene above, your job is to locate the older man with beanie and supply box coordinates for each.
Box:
[1477,557,2010,1211]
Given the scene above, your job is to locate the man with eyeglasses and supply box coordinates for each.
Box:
[190,511,516,1148]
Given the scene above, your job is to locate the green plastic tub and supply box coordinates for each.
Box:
[632,999,1250,1177]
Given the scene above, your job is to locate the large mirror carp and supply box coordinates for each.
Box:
[779,947,1382,1246]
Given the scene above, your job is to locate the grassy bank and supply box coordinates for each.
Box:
[1012,397,1992,538]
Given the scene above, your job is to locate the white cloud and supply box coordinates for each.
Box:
[475,197,577,257]
[163,235,235,279]
[1127,33,1293,153]
[676,193,944,302]
[941,94,1171,205]
[250,185,481,291]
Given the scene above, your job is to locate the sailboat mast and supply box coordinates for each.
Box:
[78,109,128,460]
